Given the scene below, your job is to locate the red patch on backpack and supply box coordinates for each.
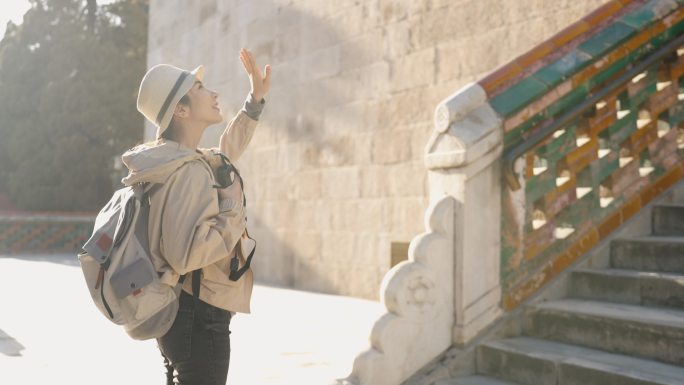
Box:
[96,233,113,252]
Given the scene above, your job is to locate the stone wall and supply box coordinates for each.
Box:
[145,0,610,300]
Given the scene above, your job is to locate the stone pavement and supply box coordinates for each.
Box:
[0,254,384,385]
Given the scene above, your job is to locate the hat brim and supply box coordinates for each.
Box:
[156,64,205,139]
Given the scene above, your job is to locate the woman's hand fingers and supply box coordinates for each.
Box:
[263,64,271,86]
[247,50,262,79]
[240,48,254,75]
[239,55,248,75]
[239,47,271,99]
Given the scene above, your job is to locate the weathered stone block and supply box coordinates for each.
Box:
[321,166,361,199]
[372,129,413,164]
[339,28,384,70]
[287,170,321,200]
[300,45,341,81]
[387,162,428,197]
[390,47,435,92]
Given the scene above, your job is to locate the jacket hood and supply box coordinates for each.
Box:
[120,140,205,186]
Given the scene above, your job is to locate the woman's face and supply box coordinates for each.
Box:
[185,80,223,125]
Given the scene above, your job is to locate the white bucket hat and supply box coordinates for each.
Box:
[136,63,205,139]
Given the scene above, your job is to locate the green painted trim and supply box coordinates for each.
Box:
[577,21,638,58]
[490,76,549,117]
[535,50,593,88]
[503,19,684,143]
[525,164,558,204]
[493,2,681,120]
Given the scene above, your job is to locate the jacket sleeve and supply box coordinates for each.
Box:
[160,161,246,275]
[219,93,264,162]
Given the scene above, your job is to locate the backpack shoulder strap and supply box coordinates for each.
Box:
[133,184,152,259]
[178,270,202,306]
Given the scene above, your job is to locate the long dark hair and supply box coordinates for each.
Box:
[139,93,192,146]
[161,93,191,141]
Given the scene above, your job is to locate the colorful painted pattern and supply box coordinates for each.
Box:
[0,214,95,254]
[482,0,684,309]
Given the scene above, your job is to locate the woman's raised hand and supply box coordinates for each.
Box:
[239,48,271,102]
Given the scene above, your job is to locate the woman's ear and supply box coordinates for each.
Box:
[173,102,190,119]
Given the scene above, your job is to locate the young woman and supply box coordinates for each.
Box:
[120,48,272,384]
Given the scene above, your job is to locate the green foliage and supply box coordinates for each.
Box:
[0,0,148,211]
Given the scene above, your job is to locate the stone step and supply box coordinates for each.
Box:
[569,268,684,308]
[435,375,520,385]
[477,337,684,385]
[610,236,684,273]
[652,204,684,236]
[522,299,684,365]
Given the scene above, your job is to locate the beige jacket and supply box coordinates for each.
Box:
[120,110,258,314]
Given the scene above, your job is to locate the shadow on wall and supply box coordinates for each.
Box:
[210,1,375,295]
[148,0,386,297]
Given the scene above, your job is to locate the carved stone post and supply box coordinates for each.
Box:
[426,83,504,345]
[335,196,455,385]
[336,82,504,385]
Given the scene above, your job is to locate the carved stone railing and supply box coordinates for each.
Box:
[496,0,684,309]
[0,212,95,253]
[336,1,684,384]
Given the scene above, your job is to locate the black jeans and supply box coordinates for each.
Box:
[157,289,233,385]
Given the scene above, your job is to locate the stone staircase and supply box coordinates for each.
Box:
[439,203,684,385]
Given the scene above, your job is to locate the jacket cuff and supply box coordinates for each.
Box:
[241,92,265,121]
